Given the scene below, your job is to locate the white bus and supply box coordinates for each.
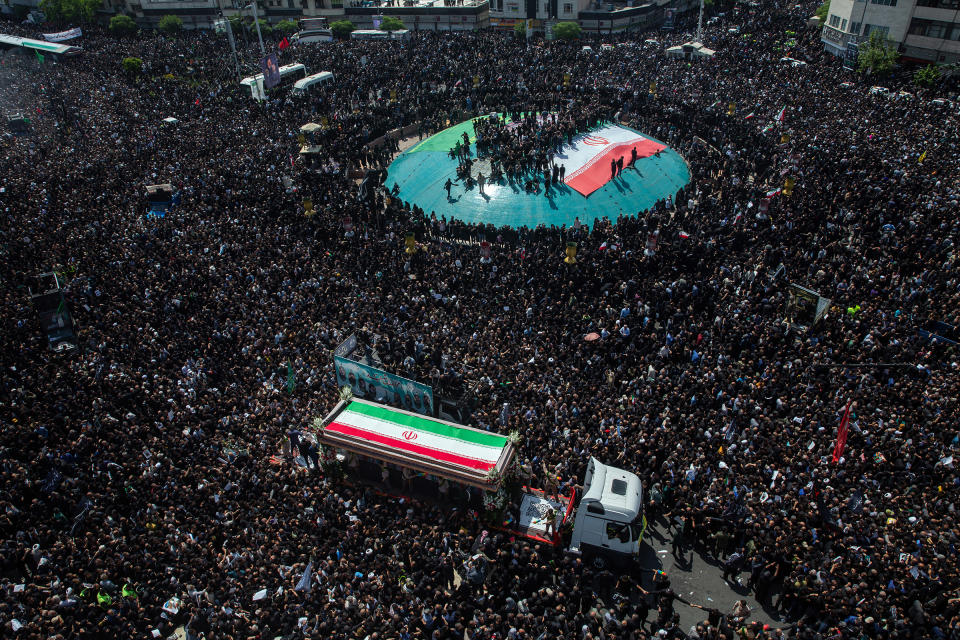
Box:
[351,29,410,41]
[240,62,307,100]
[291,71,335,96]
[0,33,81,57]
[351,29,391,40]
[292,28,333,44]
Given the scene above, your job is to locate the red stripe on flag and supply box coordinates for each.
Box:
[326,422,497,471]
[564,138,666,197]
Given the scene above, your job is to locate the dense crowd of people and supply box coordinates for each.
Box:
[1,1,959,639]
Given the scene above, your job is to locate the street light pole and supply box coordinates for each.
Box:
[216,0,242,81]
[247,1,266,57]
[696,0,704,43]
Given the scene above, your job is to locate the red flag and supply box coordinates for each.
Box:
[194,98,200,106]
[279,37,290,50]
[832,400,852,463]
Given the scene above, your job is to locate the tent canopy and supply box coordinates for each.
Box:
[317,398,516,489]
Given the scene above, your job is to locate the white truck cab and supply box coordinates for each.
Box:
[568,458,644,565]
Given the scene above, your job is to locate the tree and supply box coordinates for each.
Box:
[109,14,137,34]
[121,56,143,75]
[330,19,356,39]
[553,21,581,41]
[157,14,183,34]
[39,0,103,23]
[254,18,273,35]
[815,0,829,22]
[857,31,899,76]
[514,21,526,38]
[275,19,297,34]
[379,16,405,32]
[913,64,940,87]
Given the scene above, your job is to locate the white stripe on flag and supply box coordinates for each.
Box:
[335,410,504,464]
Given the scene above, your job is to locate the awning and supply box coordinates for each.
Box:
[317,399,515,489]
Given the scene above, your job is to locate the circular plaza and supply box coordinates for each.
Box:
[387,116,690,229]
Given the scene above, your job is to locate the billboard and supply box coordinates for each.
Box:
[334,356,434,415]
[333,334,434,415]
[262,53,281,89]
[843,41,858,71]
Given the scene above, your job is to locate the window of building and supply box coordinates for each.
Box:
[865,24,891,37]
[909,18,931,34]
[927,21,948,37]
[829,14,841,28]
[563,1,571,12]
[870,0,897,6]
[850,21,861,34]
[841,18,847,31]
[908,18,958,38]
[916,0,960,8]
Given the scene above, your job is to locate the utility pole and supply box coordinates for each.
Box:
[248,1,266,57]
[216,0,242,81]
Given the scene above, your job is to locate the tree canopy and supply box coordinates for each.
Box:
[330,19,356,39]
[157,14,183,34]
[553,21,581,41]
[857,31,899,76]
[109,14,137,33]
[39,0,102,23]
[275,19,298,34]
[379,16,405,32]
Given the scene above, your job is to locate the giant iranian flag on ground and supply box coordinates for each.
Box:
[558,124,667,197]
[326,401,509,472]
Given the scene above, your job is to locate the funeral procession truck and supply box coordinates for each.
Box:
[314,397,645,566]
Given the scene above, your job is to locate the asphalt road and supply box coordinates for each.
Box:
[632,518,786,636]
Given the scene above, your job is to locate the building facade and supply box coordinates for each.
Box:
[343,0,490,32]
[64,0,685,35]
[821,0,960,64]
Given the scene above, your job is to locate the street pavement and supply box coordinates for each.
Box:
[632,518,787,636]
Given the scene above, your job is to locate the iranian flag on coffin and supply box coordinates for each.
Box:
[327,401,508,472]
[559,124,666,197]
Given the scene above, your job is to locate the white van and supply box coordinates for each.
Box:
[291,71,335,96]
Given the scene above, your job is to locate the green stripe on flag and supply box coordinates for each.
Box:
[345,402,507,448]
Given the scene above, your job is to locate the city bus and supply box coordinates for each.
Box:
[240,62,307,100]
[350,29,391,40]
[291,71,335,96]
[292,29,333,43]
[0,34,82,57]
[350,29,410,41]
